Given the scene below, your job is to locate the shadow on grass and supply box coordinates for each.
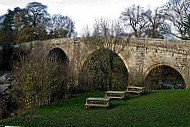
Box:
[145,90,158,95]
[84,91,156,109]
[45,91,155,110]
[109,91,156,108]
[109,102,127,109]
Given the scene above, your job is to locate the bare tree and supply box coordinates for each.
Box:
[143,8,171,38]
[120,5,149,37]
[93,18,111,36]
[110,20,125,36]
[93,18,125,37]
[161,0,190,39]
[81,25,91,37]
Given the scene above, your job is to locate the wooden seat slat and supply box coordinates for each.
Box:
[126,86,146,94]
[87,97,110,101]
[127,90,141,93]
[106,91,127,94]
[85,97,110,109]
[106,90,127,99]
[85,103,109,108]
[127,86,145,89]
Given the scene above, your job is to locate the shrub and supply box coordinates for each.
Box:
[128,70,144,87]
[13,46,71,109]
[79,48,128,92]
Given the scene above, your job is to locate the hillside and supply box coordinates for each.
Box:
[0,89,190,127]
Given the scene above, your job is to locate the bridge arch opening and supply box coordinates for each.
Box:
[47,48,70,100]
[79,48,129,92]
[144,65,186,90]
[47,48,69,64]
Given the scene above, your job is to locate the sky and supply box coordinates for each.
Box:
[0,0,169,36]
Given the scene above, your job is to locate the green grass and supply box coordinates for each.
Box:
[1,90,190,127]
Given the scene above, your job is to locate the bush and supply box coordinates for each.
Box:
[13,46,72,109]
[128,70,144,87]
[79,48,128,92]
[0,91,19,120]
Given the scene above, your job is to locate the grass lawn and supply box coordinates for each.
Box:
[1,89,190,127]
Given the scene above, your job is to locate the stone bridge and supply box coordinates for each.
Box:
[19,37,190,89]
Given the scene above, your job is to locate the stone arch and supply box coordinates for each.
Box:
[80,48,130,73]
[117,53,131,73]
[144,63,187,89]
[47,47,69,64]
[79,48,129,91]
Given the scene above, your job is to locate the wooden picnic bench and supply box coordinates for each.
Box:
[126,86,146,94]
[106,91,127,99]
[84,97,111,109]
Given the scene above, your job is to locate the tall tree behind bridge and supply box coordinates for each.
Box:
[0,2,76,71]
[0,2,50,43]
[143,8,171,38]
[49,14,75,38]
[161,0,190,39]
[120,5,149,37]
[26,2,49,28]
[92,18,125,36]
[0,2,76,44]
[21,2,49,41]
[120,5,170,38]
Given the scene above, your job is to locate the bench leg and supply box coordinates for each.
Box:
[84,105,88,110]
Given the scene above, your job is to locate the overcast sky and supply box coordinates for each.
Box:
[0,0,169,35]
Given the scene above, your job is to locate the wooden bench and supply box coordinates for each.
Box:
[126,86,146,94]
[106,91,127,99]
[84,97,111,109]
